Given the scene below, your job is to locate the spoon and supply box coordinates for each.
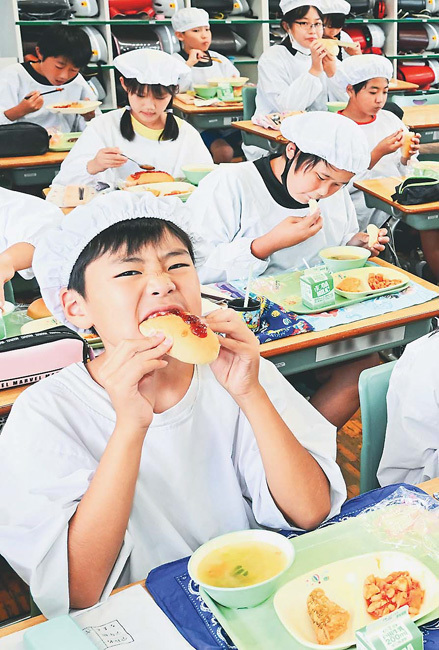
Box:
[123,154,155,171]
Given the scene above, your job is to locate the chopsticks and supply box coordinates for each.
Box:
[25,87,64,100]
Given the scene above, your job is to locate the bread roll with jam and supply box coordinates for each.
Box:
[125,171,174,187]
[140,309,220,365]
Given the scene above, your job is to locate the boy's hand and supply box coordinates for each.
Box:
[401,132,421,164]
[322,51,337,78]
[19,90,44,115]
[87,147,127,175]
[251,211,323,259]
[376,129,404,157]
[0,255,15,310]
[348,228,389,256]
[206,309,260,402]
[186,49,210,67]
[82,96,96,122]
[94,333,173,433]
[309,40,326,76]
[344,42,361,56]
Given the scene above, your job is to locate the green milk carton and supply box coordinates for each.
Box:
[217,82,234,102]
[355,606,423,650]
[300,265,335,310]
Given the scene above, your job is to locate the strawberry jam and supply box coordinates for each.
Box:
[150,309,208,338]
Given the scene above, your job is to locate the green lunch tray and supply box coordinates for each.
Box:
[200,510,439,650]
[49,132,81,151]
[249,263,409,315]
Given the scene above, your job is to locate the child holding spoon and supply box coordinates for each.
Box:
[52,49,212,187]
[172,8,242,163]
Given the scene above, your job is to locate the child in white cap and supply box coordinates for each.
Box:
[171,7,242,163]
[255,0,348,117]
[52,49,212,186]
[338,54,420,231]
[188,111,388,429]
[320,0,361,61]
[0,187,62,307]
[0,191,346,617]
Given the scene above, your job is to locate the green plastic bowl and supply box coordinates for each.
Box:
[193,85,217,99]
[188,529,295,609]
[181,164,217,185]
[326,101,348,113]
[320,246,371,272]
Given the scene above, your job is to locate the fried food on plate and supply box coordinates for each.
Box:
[307,588,350,645]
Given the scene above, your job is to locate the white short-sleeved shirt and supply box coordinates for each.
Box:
[0,62,95,132]
[52,108,213,186]
[347,110,415,231]
[378,332,439,486]
[0,187,63,279]
[0,357,346,618]
[187,159,359,283]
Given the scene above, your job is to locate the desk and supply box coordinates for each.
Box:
[354,176,439,231]
[0,476,438,638]
[389,79,419,92]
[403,105,439,144]
[1,259,437,417]
[0,151,67,188]
[173,96,243,131]
[232,119,289,152]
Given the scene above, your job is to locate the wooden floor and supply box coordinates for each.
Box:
[0,411,363,626]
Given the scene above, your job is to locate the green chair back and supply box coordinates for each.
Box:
[242,85,257,120]
[358,361,396,494]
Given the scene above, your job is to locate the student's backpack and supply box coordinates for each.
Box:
[392,176,439,205]
[0,326,91,391]
[0,123,49,158]
[17,0,73,20]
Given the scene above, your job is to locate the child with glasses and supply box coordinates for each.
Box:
[254,0,347,117]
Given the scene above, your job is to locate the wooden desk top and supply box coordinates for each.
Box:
[231,119,289,143]
[353,176,439,214]
[1,260,438,414]
[0,151,68,169]
[174,96,243,114]
[389,79,419,92]
[1,477,437,638]
[403,104,439,130]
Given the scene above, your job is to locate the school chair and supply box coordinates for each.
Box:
[241,86,282,154]
[358,361,396,494]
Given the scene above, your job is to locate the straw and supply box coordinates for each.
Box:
[302,257,310,269]
[243,263,254,308]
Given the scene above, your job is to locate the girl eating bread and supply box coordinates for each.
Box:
[0,191,345,617]
[52,49,212,187]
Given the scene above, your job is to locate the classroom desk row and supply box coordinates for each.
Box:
[1,475,438,640]
[1,258,438,419]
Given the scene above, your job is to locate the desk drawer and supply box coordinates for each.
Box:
[9,164,60,187]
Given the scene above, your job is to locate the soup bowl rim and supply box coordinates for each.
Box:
[188,529,295,593]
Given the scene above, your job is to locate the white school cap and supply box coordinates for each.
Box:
[113,49,189,86]
[33,191,207,331]
[338,54,393,88]
[280,111,370,173]
[280,0,326,15]
[319,0,351,14]
[171,7,210,32]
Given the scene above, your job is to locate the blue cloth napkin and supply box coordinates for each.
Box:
[146,483,439,650]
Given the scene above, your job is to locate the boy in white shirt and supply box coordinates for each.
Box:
[0,191,346,618]
[172,7,241,163]
[0,187,62,306]
[337,54,421,231]
[0,25,96,133]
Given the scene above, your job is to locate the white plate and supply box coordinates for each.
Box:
[274,551,439,649]
[333,267,409,299]
[122,181,195,201]
[1,301,15,316]
[47,100,101,115]
[20,316,61,334]
[207,77,249,87]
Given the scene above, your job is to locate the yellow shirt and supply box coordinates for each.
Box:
[131,113,183,140]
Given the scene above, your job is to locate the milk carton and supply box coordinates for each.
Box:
[355,606,423,650]
[300,265,335,310]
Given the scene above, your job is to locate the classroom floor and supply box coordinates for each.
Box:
[0,411,363,626]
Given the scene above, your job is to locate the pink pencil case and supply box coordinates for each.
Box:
[0,326,91,390]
